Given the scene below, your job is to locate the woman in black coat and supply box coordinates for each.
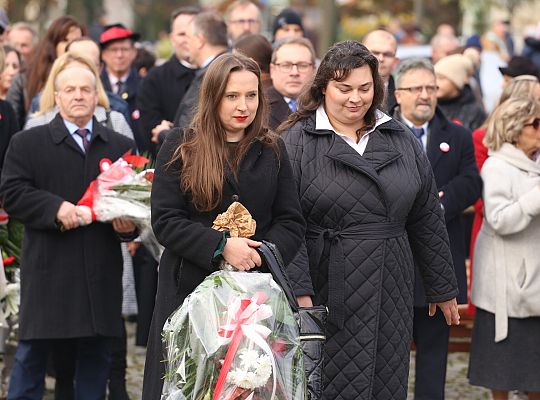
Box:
[279,40,460,400]
[141,53,310,400]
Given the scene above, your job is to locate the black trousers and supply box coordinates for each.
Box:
[52,322,127,400]
[412,306,450,400]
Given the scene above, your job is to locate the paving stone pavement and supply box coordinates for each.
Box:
[1,323,528,400]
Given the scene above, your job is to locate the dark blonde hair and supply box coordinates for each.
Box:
[484,97,539,151]
[172,53,277,212]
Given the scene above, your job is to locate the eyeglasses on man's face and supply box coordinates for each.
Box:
[396,85,439,95]
[229,18,260,26]
[273,62,314,73]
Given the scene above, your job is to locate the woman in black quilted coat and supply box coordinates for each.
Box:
[278,40,460,400]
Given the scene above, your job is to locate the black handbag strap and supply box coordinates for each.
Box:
[258,241,299,312]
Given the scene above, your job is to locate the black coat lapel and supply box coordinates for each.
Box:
[427,112,452,169]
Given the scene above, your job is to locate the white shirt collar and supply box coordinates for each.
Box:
[315,105,392,134]
[201,54,218,69]
[315,106,392,156]
[107,72,129,87]
[63,118,93,135]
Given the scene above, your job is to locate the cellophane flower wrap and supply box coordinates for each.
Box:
[76,153,163,259]
[161,203,306,400]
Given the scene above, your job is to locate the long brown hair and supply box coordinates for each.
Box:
[171,53,276,212]
[25,16,87,111]
[278,40,385,134]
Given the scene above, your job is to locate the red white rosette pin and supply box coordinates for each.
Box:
[440,142,450,153]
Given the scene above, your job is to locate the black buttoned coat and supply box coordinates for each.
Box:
[0,114,135,340]
[138,57,195,140]
[142,128,308,400]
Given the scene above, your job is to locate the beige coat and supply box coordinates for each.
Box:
[472,143,540,342]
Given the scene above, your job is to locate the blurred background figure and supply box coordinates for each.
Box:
[522,21,540,72]
[232,33,273,88]
[225,0,262,42]
[0,46,19,175]
[6,15,86,128]
[0,9,9,44]
[469,96,540,400]
[499,55,539,84]
[482,19,512,62]
[437,23,456,37]
[6,22,37,66]
[272,8,304,42]
[431,33,460,64]
[363,29,400,112]
[435,53,486,131]
[138,6,198,158]
[0,46,21,100]
[172,12,228,130]
[99,24,146,153]
[133,47,156,78]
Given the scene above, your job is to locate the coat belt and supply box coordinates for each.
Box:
[306,221,406,329]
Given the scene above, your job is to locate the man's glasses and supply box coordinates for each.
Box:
[525,118,540,130]
[229,19,260,26]
[396,85,439,95]
[273,62,314,73]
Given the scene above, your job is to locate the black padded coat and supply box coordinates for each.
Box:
[282,113,458,399]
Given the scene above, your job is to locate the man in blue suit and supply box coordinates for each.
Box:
[392,58,482,400]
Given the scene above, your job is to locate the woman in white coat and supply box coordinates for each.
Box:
[469,97,540,400]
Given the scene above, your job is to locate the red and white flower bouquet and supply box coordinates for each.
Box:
[76,153,162,259]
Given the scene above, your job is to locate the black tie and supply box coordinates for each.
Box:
[75,128,91,152]
[411,127,425,143]
[116,80,125,95]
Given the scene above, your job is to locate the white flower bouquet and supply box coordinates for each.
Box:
[161,270,306,400]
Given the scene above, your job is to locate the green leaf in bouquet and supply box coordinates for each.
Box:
[7,220,24,248]
[0,225,8,246]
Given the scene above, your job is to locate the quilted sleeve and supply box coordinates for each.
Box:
[406,142,459,303]
[281,125,315,297]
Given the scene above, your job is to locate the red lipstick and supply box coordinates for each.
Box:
[233,116,248,121]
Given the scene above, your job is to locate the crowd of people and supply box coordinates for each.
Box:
[0,1,539,399]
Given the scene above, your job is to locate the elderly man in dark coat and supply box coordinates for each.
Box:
[0,63,136,399]
[392,58,482,400]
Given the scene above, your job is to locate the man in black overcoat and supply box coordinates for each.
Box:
[393,58,482,400]
[138,6,199,158]
[0,64,137,399]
